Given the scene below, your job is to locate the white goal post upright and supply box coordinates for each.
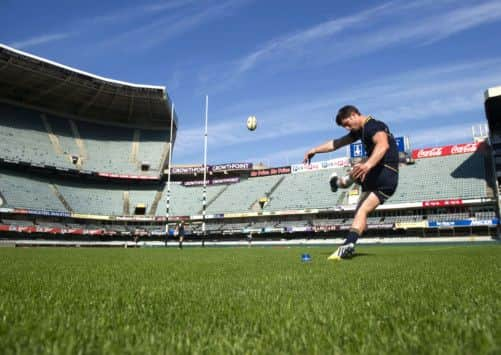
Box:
[202,95,209,242]
[166,102,175,234]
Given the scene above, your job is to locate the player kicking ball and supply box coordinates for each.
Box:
[303,105,399,260]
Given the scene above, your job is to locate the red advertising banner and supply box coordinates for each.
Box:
[0,224,108,235]
[412,142,479,159]
[422,199,463,207]
[250,166,291,177]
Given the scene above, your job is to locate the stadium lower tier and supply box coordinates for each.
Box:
[0,147,498,239]
[0,202,498,240]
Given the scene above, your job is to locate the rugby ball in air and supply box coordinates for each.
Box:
[247,115,257,131]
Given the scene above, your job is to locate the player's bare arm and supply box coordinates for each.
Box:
[303,133,355,164]
[352,131,389,182]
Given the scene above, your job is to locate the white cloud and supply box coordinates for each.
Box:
[236,1,397,74]
[97,0,252,51]
[209,0,501,92]
[174,57,500,163]
[8,0,249,52]
[8,32,74,49]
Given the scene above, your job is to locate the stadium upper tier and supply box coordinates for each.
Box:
[0,150,492,216]
[0,44,177,130]
[0,103,170,175]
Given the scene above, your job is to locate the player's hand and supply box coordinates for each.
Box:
[303,149,316,164]
[351,163,371,182]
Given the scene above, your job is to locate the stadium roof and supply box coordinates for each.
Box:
[0,44,177,130]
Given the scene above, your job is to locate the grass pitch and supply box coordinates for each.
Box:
[0,244,500,354]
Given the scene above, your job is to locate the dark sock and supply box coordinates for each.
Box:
[344,228,361,245]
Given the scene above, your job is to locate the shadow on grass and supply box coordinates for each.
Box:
[318,252,373,258]
[352,252,372,258]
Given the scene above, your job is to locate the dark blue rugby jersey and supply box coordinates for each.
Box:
[349,116,399,169]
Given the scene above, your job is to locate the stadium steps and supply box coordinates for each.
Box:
[41,114,64,156]
[123,191,130,215]
[69,120,87,166]
[337,191,347,205]
[0,191,6,207]
[261,175,286,209]
[267,176,286,197]
[483,153,495,198]
[200,184,230,214]
[130,129,140,164]
[49,184,73,212]
[149,189,164,215]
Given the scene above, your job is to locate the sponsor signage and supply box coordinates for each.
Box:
[250,166,291,177]
[212,162,252,172]
[428,219,498,227]
[291,158,350,174]
[394,221,427,229]
[366,223,393,229]
[0,224,107,235]
[422,199,463,207]
[171,166,208,175]
[182,177,240,187]
[71,213,110,220]
[350,142,366,158]
[12,208,71,217]
[395,137,405,153]
[98,172,159,180]
[350,136,405,158]
[412,142,479,159]
[172,163,252,175]
[115,216,155,221]
[314,225,339,232]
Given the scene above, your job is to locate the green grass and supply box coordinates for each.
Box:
[0,245,500,354]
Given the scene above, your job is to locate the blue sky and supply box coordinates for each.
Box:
[1,0,501,166]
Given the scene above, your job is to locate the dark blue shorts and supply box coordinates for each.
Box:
[361,164,399,204]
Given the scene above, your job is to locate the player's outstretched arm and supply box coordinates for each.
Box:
[303,133,355,164]
[303,140,334,164]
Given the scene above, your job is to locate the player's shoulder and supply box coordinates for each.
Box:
[365,116,388,132]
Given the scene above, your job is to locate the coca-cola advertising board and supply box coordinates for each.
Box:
[412,142,479,159]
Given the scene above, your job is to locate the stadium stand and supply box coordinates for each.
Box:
[0,146,494,219]
[55,182,123,216]
[391,152,489,203]
[0,44,176,177]
[0,104,68,166]
[160,184,228,216]
[0,169,66,211]
[264,168,346,211]
[0,43,498,242]
[0,102,170,175]
[206,175,283,213]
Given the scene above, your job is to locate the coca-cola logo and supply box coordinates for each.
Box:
[451,143,477,154]
[417,147,443,158]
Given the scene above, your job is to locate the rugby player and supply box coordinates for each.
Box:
[303,105,399,260]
